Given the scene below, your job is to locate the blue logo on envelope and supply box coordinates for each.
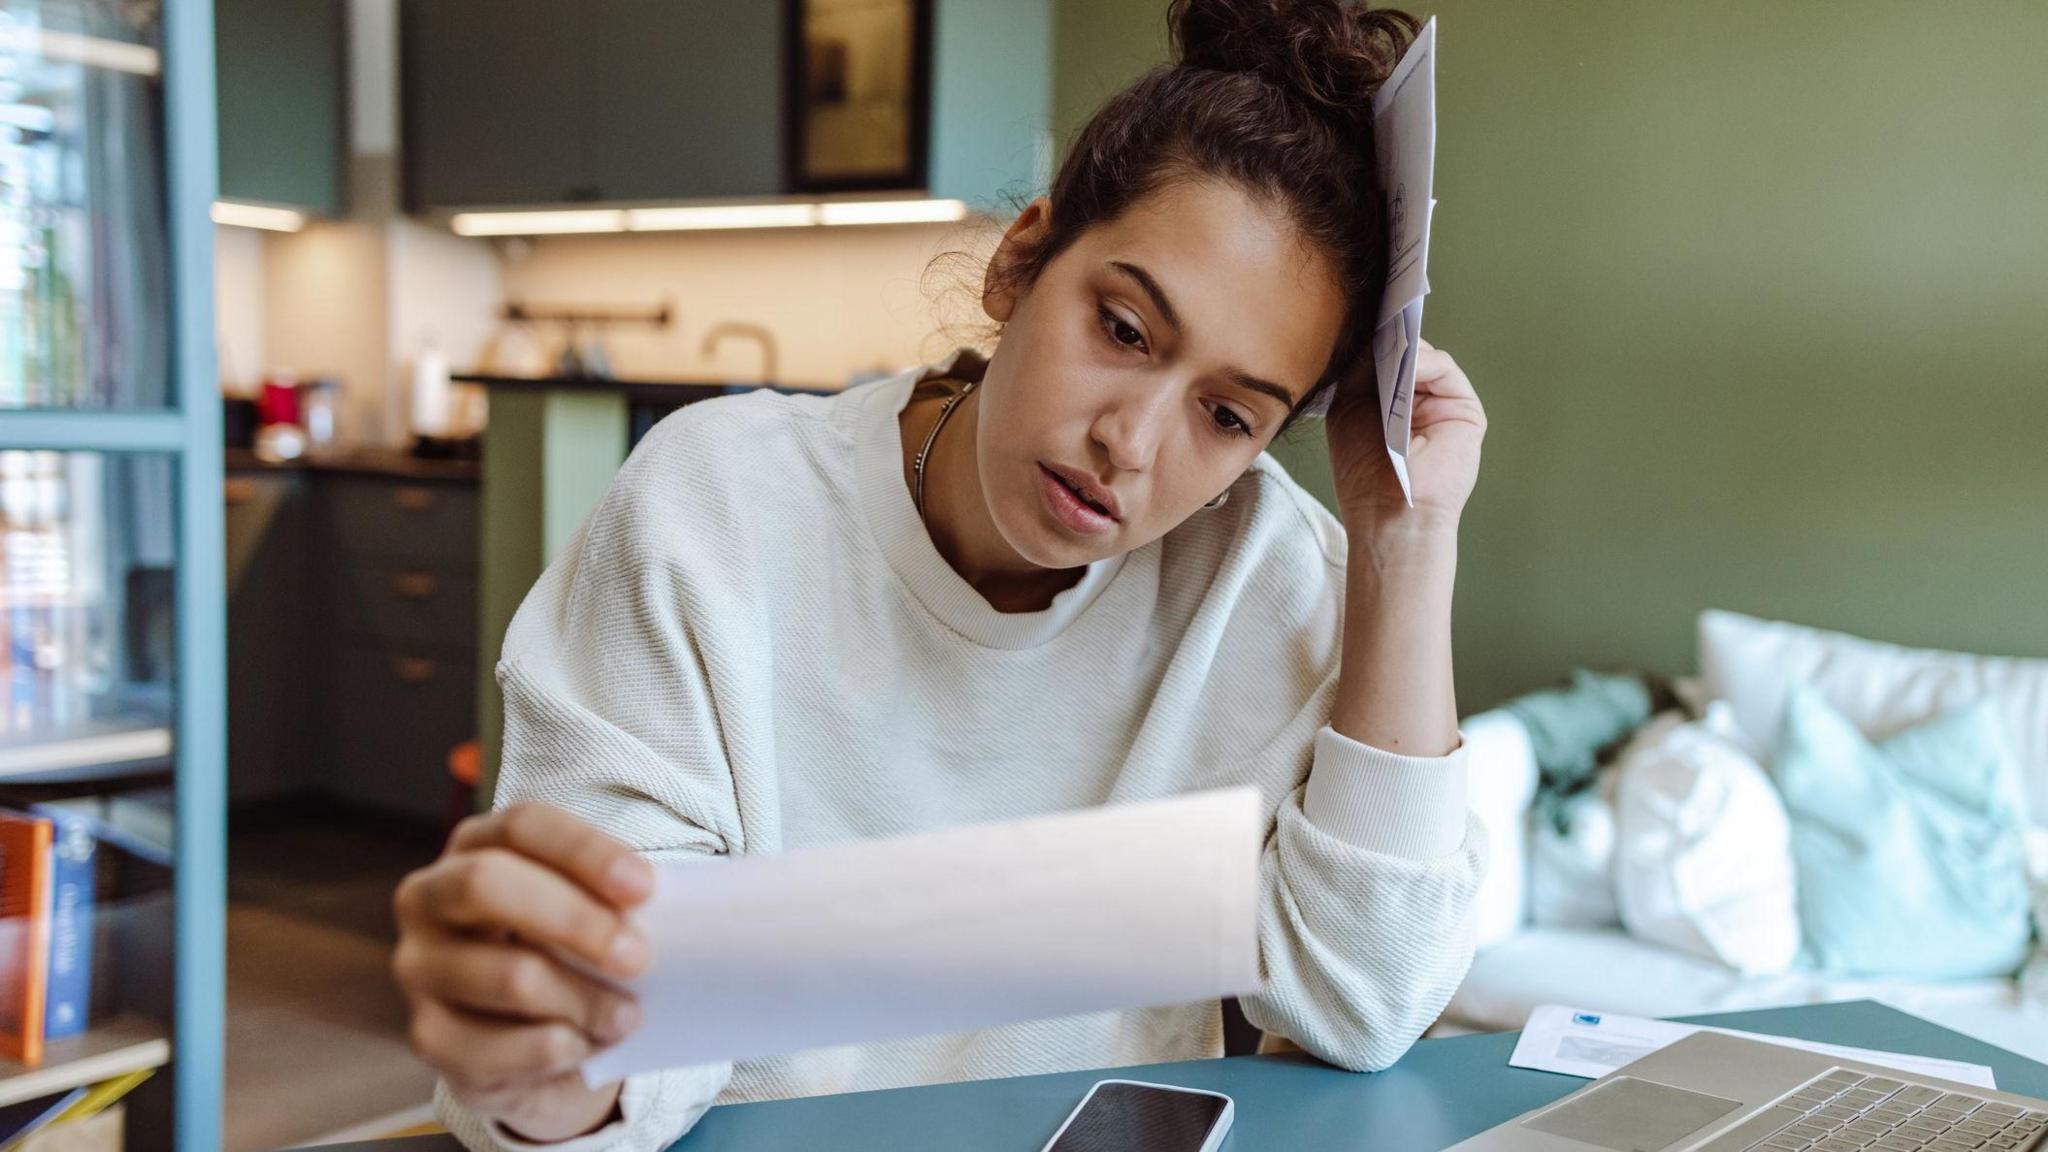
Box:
[1572,1013,1602,1026]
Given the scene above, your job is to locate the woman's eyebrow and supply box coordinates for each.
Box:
[1109,260,1183,334]
[1107,260,1301,409]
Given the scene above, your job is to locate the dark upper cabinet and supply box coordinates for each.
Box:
[216,0,346,213]
[400,0,590,207]
[398,0,1050,214]
[401,0,783,209]
[587,0,784,202]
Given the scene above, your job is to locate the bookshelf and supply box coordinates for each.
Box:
[0,0,224,1149]
[0,1016,172,1111]
[0,722,176,783]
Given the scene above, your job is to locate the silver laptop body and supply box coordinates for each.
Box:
[1448,1031,2048,1152]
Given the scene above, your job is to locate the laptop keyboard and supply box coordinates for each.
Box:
[1752,1070,2048,1152]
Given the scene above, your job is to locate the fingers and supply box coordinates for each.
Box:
[394,847,649,981]
[392,928,643,1046]
[408,997,598,1094]
[1411,340,1474,396]
[450,803,654,909]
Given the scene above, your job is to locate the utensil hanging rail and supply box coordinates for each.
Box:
[503,300,674,328]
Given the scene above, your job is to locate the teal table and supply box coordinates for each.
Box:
[322,1002,2048,1151]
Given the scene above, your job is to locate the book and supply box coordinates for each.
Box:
[0,1085,87,1151]
[0,810,51,1066]
[28,805,93,1041]
[48,1067,153,1127]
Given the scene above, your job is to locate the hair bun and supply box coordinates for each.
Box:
[1170,0,1418,126]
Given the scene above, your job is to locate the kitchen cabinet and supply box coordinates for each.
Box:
[215,0,346,213]
[588,0,785,202]
[401,0,782,208]
[400,0,1049,213]
[315,472,481,821]
[226,456,479,825]
[398,0,588,208]
[225,470,313,806]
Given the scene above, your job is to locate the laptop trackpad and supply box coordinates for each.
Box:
[1523,1076,1745,1152]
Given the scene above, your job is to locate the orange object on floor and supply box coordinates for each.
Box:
[448,739,480,787]
[446,739,482,837]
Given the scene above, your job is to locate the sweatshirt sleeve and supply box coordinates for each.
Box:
[436,457,751,1152]
[1236,724,1489,1072]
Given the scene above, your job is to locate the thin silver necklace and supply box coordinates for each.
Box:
[912,379,978,521]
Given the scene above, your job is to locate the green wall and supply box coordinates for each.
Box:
[1053,0,1168,150]
[1054,1,2048,709]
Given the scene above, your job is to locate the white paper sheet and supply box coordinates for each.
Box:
[1303,16,1437,504]
[582,788,1264,1085]
[1509,1005,1997,1089]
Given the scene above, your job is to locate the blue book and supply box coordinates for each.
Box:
[0,1084,89,1147]
[28,805,93,1041]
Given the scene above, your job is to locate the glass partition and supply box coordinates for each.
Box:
[0,0,171,409]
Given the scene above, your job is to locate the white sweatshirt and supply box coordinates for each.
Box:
[439,349,1486,1152]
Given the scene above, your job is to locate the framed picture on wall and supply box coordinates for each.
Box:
[783,0,933,192]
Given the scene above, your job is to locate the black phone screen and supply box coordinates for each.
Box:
[1046,1082,1229,1152]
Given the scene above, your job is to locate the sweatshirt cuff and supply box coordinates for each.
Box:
[1302,725,1469,860]
[485,1119,624,1152]
[466,1072,660,1152]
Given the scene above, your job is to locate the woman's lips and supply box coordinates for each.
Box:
[1039,464,1118,535]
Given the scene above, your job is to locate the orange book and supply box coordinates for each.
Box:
[0,812,51,1067]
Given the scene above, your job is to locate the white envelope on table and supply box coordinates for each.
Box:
[1508,1005,1998,1089]
[582,787,1264,1085]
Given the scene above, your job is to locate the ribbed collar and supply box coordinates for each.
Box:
[852,348,1129,650]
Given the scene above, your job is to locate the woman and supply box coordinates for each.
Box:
[393,1,1488,1147]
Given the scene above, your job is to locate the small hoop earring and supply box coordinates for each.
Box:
[1203,491,1229,509]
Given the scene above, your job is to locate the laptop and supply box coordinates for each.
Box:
[1447,1031,2048,1152]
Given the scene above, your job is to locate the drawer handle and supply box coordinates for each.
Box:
[390,571,438,600]
[394,656,437,683]
[393,486,435,513]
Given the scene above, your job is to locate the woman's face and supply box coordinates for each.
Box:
[973,178,1349,570]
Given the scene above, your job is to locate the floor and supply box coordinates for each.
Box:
[227,812,444,1151]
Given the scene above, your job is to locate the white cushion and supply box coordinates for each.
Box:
[1529,774,1621,930]
[2028,831,2048,1006]
[2031,829,2048,914]
[1698,611,2048,827]
[1463,710,1540,951]
[1445,927,2048,1066]
[1613,706,1800,975]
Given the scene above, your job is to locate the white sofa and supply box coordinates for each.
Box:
[1442,612,2048,1067]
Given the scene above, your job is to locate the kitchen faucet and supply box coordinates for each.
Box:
[701,321,778,384]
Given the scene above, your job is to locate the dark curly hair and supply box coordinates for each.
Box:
[990,0,1421,431]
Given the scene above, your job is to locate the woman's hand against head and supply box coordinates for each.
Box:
[1324,338,1486,538]
[391,803,655,1143]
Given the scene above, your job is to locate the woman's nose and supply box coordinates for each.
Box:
[1091,393,1172,474]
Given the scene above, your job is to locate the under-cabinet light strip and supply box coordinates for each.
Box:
[211,201,308,232]
[31,30,162,76]
[450,198,969,237]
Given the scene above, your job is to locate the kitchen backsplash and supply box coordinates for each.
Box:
[493,218,1000,386]
[214,209,1002,449]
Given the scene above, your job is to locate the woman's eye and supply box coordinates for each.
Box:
[1210,404,1255,439]
[1097,306,1147,352]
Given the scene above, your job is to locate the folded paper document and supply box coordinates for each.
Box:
[1305,15,1436,507]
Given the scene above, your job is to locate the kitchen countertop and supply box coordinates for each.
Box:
[452,372,843,404]
[224,447,480,483]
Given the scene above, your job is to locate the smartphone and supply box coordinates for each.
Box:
[1039,1079,1236,1152]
